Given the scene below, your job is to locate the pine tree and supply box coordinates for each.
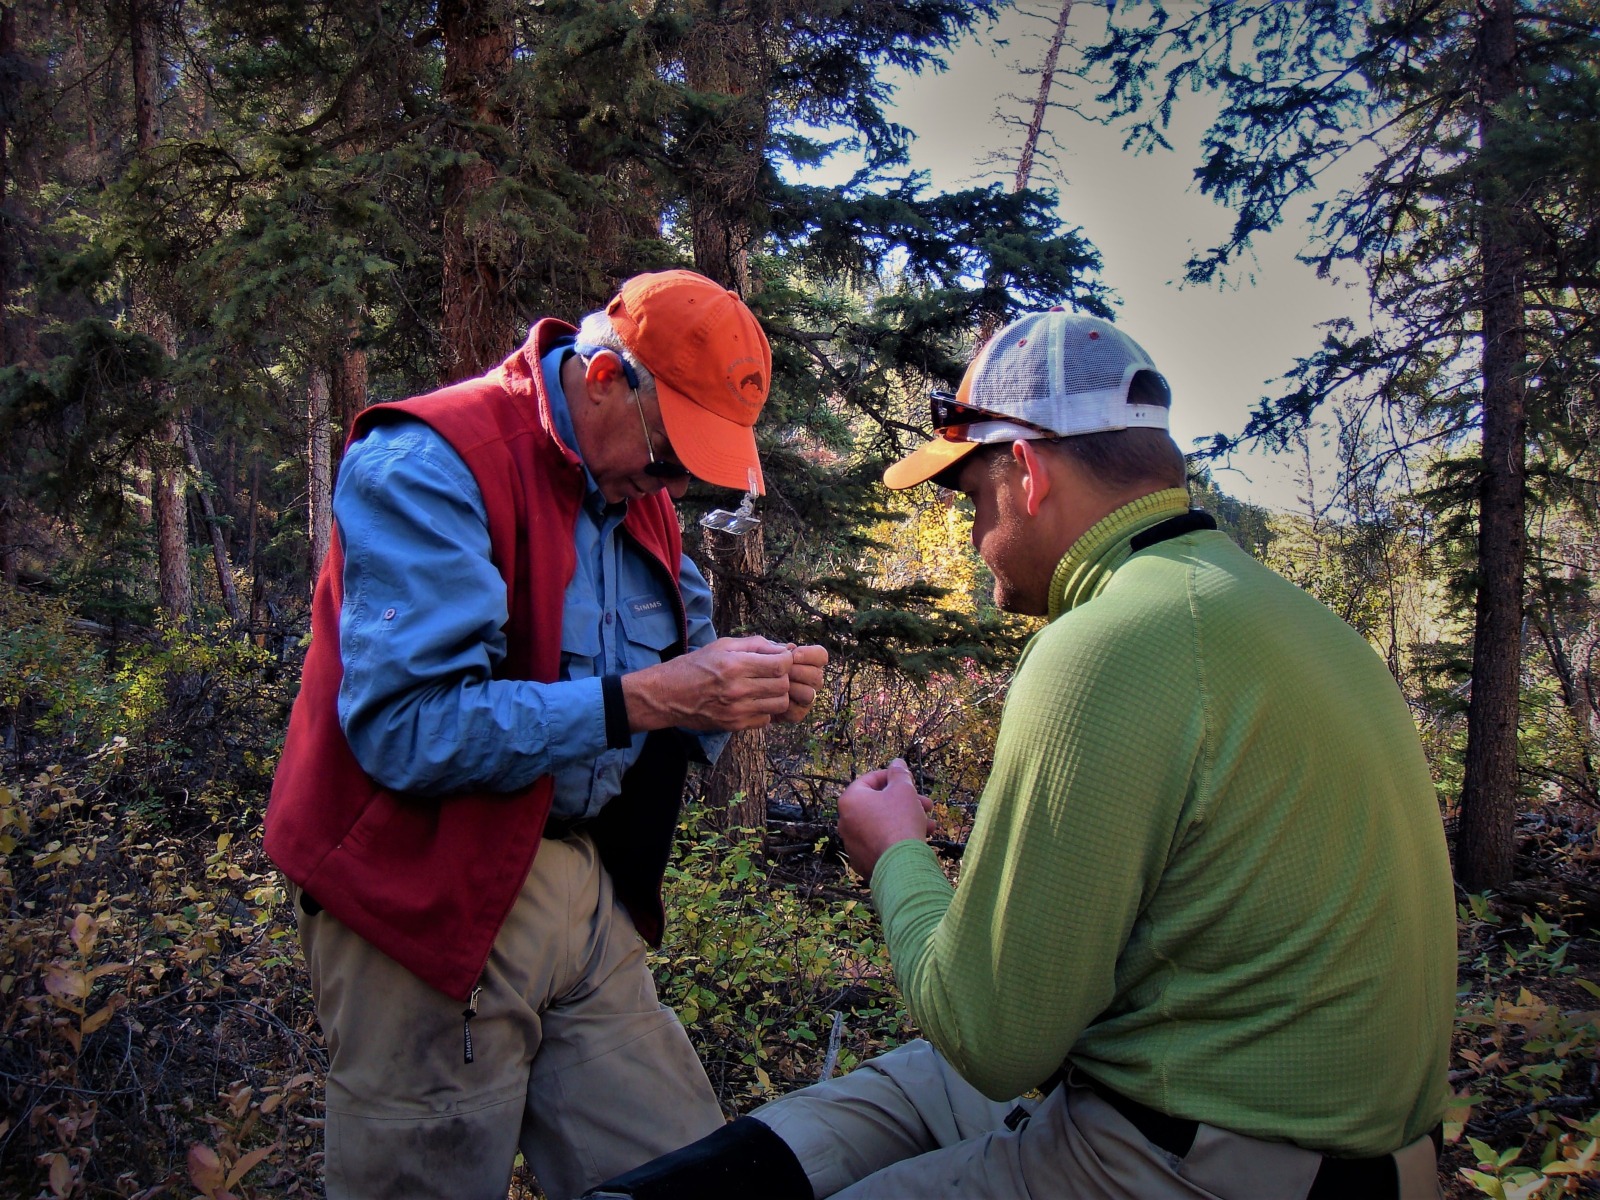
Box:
[1088,0,1600,888]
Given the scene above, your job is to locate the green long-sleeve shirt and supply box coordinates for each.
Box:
[872,489,1455,1156]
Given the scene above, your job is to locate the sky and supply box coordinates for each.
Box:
[798,4,1375,511]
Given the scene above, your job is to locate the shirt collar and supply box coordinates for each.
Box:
[540,337,622,519]
[1046,488,1193,619]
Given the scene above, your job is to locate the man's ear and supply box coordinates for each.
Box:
[1014,440,1052,517]
[583,350,627,398]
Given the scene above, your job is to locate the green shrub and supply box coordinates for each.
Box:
[653,804,912,1113]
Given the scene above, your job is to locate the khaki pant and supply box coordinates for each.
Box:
[295,832,723,1200]
[752,1040,1443,1200]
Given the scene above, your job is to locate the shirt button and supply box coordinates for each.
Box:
[605,612,613,625]
[382,607,397,620]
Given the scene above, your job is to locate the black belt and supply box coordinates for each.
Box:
[542,814,593,841]
[1070,1073,1440,1200]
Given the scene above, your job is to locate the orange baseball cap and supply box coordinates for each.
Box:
[608,270,771,494]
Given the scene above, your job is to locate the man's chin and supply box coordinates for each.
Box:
[992,586,1047,618]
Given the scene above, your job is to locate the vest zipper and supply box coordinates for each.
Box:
[462,982,483,1064]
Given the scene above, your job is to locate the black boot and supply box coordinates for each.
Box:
[581,1116,813,1200]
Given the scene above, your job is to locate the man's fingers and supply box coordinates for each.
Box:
[790,644,829,668]
[726,649,794,678]
[718,635,787,654]
[788,664,825,691]
[850,767,893,791]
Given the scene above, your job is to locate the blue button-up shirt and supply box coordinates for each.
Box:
[333,338,725,820]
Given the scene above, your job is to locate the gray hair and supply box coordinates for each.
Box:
[576,311,658,401]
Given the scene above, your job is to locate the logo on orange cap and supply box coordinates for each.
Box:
[608,270,772,494]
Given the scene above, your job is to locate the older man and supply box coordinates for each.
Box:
[587,309,1453,1200]
[266,269,827,1200]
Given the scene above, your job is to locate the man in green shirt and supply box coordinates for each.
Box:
[585,311,1455,1200]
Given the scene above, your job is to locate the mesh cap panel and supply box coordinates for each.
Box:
[964,310,1170,438]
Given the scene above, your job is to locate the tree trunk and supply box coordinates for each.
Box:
[1533,594,1596,803]
[130,0,192,622]
[0,497,16,586]
[1456,0,1528,890]
[439,0,515,382]
[67,0,97,155]
[245,453,263,641]
[683,14,765,296]
[0,2,15,369]
[684,11,772,835]
[128,0,158,149]
[1012,0,1074,194]
[701,523,768,832]
[330,73,371,461]
[182,425,240,622]
[331,330,369,455]
[978,0,1075,343]
[307,367,333,589]
[149,316,192,621]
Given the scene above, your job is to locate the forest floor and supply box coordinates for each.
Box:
[2,764,1598,1199]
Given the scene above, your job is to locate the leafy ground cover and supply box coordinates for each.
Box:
[1,602,1597,1197]
[6,763,1599,1198]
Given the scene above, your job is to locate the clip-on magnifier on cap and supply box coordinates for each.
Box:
[699,468,762,535]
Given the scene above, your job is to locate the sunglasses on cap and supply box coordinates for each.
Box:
[929,391,1058,441]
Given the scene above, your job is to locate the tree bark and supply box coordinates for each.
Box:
[0,496,16,586]
[307,367,333,589]
[182,425,240,622]
[684,10,772,835]
[1456,0,1528,890]
[1533,593,1596,803]
[130,0,192,622]
[683,14,765,296]
[979,0,1075,343]
[439,0,516,382]
[67,0,97,156]
[331,328,369,455]
[128,0,158,149]
[701,523,769,832]
[0,2,15,368]
[149,316,192,620]
[1012,0,1074,194]
[245,452,263,640]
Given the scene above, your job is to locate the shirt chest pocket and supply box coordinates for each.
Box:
[559,598,603,676]
[618,592,680,660]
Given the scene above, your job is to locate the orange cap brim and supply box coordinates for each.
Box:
[883,437,982,490]
[657,380,766,494]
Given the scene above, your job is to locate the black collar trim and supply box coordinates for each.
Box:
[1129,509,1218,552]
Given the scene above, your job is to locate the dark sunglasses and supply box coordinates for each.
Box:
[929,391,1057,441]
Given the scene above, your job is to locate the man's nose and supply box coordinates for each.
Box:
[666,475,692,501]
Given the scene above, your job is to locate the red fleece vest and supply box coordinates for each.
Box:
[265,320,685,1001]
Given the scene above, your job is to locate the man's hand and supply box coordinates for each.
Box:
[622,636,794,732]
[779,643,829,723]
[836,758,935,881]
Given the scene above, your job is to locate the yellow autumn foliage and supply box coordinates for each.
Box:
[865,492,984,614]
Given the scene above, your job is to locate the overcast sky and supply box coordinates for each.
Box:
[801,5,1376,510]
